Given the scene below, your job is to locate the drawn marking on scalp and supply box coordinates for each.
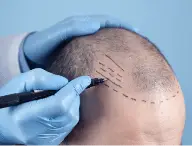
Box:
[95,71,169,105]
[113,89,118,92]
[116,78,121,82]
[122,94,128,98]
[104,84,109,88]
[172,95,176,97]
[95,72,123,88]
[99,62,105,66]
[109,73,114,77]
[117,73,122,78]
[111,82,122,88]
[131,98,136,101]
[96,70,122,89]
[108,67,114,72]
[100,68,106,72]
[96,70,109,79]
[105,54,124,71]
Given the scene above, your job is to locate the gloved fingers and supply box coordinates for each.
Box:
[24,15,138,66]
[34,95,81,144]
[23,16,100,65]
[0,68,68,96]
[65,15,137,31]
[46,15,101,39]
[58,16,100,40]
[54,75,91,110]
[61,15,138,40]
[48,94,80,128]
[49,133,68,145]
[49,76,91,120]
[67,93,80,122]
[22,76,91,119]
[40,99,80,133]
[89,15,138,32]
[38,100,80,144]
[22,68,68,91]
[36,127,69,145]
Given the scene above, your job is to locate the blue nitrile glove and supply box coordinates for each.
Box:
[0,68,91,145]
[23,15,136,65]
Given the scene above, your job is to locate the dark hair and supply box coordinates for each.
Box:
[47,28,175,93]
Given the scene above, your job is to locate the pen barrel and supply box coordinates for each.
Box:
[0,78,105,108]
[19,90,57,103]
[0,93,20,108]
[0,90,57,108]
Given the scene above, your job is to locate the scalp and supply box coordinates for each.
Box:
[47,28,177,99]
[47,28,185,145]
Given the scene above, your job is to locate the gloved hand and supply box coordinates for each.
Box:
[23,15,136,65]
[0,68,91,145]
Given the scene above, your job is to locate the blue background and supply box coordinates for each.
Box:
[0,0,191,144]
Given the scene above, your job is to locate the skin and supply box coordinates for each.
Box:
[49,28,185,145]
[65,51,185,145]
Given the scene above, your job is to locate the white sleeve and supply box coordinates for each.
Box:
[0,33,30,87]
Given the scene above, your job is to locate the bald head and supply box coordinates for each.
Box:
[48,28,174,92]
[47,28,185,144]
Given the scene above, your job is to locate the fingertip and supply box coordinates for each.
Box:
[79,76,92,88]
[84,21,100,34]
[53,75,69,88]
[89,15,138,33]
[90,21,101,31]
[69,76,91,95]
[41,73,69,90]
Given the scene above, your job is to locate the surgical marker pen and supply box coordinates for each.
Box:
[0,78,105,109]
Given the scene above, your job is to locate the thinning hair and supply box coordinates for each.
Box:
[47,28,175,93]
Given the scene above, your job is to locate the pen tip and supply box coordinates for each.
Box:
[100,78,105,83]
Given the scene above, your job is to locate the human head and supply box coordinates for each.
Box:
[47,28,185,145]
